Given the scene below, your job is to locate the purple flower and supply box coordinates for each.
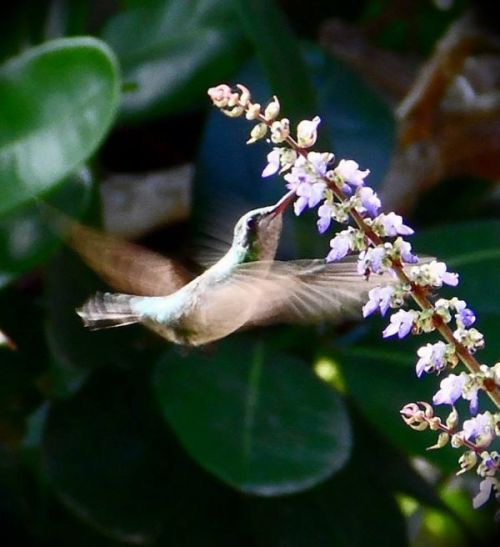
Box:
[307,151,332,177]
[326,231,352,262]
[357,247,386,275]
[415,341,448,377]
[294,196,308,216]
[443,272,459,286]
[457,308,476,327]
[317,203,333,234]
[334,159,370,187]
[430,262,459,287]
[468,389,479,416]
[432,370,478,413]
[262,148,281,177]
[309,182,327,208]
[357,186,381,217]
[433,373,466,406]
[284,159,314,191]
[362,285,394,317]
[383,309,416,339]
[473,478,495,509]
[398,240,418,264]
[481,452,499,471]
[463,413,493,443]
[378,212,414,237]
[295,180,326,212]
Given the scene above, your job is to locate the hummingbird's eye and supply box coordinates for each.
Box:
[246,216,257,231]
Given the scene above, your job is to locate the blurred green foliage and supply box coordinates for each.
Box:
[0,1,498,546]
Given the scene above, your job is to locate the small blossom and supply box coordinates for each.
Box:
[383,309,417,339]
[294,196,308,216]
[479,451,500,475]
[473,477,496,509]
[462,412,495,445]
[357,186,381,217]
[357,246,387,275]
[317,202,334,234]
[453,327,484,352]
[280,149,297,172]
[284,157,314,190]
[334,159,370,187]
[415,341,450,377]
[433,373,467,406]
[297,116,321,148]
[395,238,418,264]
[375,212,414,237]
[362,285,394,317]
[409,261,459,288]
[294,181,326,215]
[307,151,333,177]
[262,148,281,177]
[457,308,476,328]
[326,230,354,262]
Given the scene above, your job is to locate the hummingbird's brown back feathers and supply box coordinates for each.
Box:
[65,219,193,296]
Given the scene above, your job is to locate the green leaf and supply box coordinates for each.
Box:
[42,368,177,542]
[42,368,248,544]
[0,167,92,290]
[153,338,352,495]
[249,417,409,547]
[102,0,248,120]
[0,37,120,217]
[414,220,500,314]
[234,0,318,127]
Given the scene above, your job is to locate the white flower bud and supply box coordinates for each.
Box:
[270,119,290,143]
[264,96,280,121]
[245,103,261,120]
[297,116,320,148]
[427,432,449,450]
[222,106,244,118]
[247,123,268,144]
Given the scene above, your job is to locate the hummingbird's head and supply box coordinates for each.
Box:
[232,204,284,263]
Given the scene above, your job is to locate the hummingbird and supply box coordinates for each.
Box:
[68,193,388,346]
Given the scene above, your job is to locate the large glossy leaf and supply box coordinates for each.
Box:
[249,415,410,547]
[102,0,248,120]
[0,37,120,217]
[42,368,249,545]
[0,167,92,290]
[154,338,352,495]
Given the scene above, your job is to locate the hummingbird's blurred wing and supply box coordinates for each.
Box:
[229,258,395,327]
[65,220,193,296]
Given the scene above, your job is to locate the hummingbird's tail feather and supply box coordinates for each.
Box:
[77,293,141,330]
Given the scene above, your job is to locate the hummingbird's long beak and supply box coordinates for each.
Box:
[271,189,296,217]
